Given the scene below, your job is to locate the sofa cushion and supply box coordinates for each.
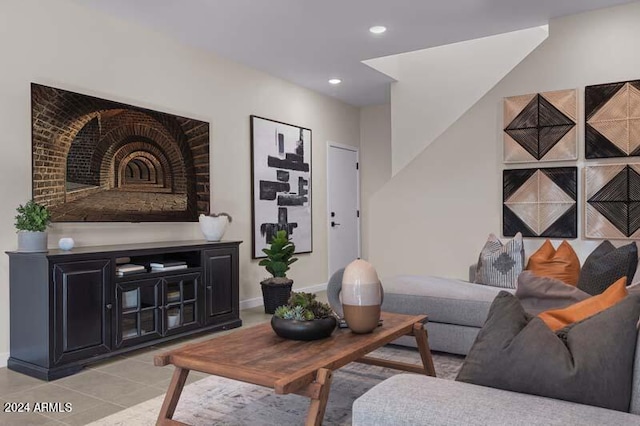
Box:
[353,374,640,426]
[474,232,524,289]
[456,292,640,412]
[526,240,580,285]
[382,275,510,327]
[538,277,628,331]
[515,271,590,315]
[577,240,638,295]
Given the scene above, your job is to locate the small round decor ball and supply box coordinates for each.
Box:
[58,237,75,251]
[342,259,383,334]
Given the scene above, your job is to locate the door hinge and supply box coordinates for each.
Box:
[357,210,360,218]
[356,162,359,170]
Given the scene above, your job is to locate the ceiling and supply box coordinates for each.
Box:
[80,0,635,106]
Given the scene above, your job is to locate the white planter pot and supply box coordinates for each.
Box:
[199,214,229,241]
[17,231,48,253]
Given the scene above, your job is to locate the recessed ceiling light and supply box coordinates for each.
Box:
[369,25,387,35]
[328,78,342,85]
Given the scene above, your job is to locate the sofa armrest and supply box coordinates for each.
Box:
[353,375,638,425]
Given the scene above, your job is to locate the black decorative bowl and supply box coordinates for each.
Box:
[271,316,337,341]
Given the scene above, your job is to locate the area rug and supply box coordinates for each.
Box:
[88,346,464,426]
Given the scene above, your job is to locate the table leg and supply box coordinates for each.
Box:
[413,322,436,377]
[305,368,333,426]
[156,367,190,426]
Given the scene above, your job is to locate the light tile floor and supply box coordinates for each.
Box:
[0,301,284,426]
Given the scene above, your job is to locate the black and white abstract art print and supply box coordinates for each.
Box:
[251,116,312,258]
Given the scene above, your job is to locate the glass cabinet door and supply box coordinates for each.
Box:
[162,273,201,335]
[115,278,163,348]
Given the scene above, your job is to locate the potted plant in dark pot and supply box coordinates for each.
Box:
[271,292,337,341]
[259,230,298,314]
[15,200,52,252]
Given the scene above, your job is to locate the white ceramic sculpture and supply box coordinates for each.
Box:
[198,214,230,241]
[342,259,383,334]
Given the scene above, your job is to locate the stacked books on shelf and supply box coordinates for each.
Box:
[116,264,146,277]
[150,260,188,272]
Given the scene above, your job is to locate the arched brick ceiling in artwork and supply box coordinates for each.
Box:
[118,150,167,189]
[94,124,187,192]
[111,139,175,192]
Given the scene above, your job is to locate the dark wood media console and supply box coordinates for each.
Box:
[7,240,242,380]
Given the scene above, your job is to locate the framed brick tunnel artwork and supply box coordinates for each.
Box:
[250,115,312,258]
[31,83,210,222]
[503,167,577,238]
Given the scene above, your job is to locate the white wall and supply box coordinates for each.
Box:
[359,104,392,259]
[368,2,640,281]
[0,0,360,360]
[366,26,548,176]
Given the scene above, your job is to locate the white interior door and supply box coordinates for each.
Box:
[327,143,360,278]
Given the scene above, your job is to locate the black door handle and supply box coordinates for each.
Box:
[331,221,340,227]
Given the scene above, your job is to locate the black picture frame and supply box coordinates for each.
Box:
[250,115,313,259]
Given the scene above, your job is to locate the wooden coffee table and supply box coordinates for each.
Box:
[154,312,436,426]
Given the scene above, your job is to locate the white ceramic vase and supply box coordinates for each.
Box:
[199,214,229,241]
[341,259,383,334]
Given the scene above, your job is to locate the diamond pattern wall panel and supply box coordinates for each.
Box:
[503,167,577,238]
[585,80,640,159]
[504,90,577,163]
[585,164,640,239]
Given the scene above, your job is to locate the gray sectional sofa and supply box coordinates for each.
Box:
[353,332,640,425]
[381,274,510,355]
[327,268,507,355]
[329,269,640,423]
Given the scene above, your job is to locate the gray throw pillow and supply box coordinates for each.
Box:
[456,292,640,412]
[474,233,524,289]
[577,241,638,295]
[515,271,590,315]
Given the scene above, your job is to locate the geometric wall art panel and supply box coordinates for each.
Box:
[585,164,640,239]
[585,80,640,159]
[504,89,577,163]
[503,167,578,238]
[250,115,312,258]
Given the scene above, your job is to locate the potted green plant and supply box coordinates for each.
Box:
[14,200,52,252]
[259,230,298,314]
[271,292,337,340]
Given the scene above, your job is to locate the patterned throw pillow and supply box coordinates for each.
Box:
[577,241,638,295]
[474,233,524,289]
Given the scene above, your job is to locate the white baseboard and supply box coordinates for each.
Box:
[239,282,328,310]
[0,352,8,368]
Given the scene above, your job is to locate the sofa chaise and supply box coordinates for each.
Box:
[327,268,504,355]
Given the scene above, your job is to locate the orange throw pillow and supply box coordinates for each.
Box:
[526,240,580,286]
[538,277,628,331]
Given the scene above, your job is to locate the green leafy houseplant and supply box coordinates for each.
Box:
[15,200,51,232]
[274,292,333,321]
[259,230,298,284]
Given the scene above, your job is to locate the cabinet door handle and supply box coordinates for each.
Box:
[106,304,113,310]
